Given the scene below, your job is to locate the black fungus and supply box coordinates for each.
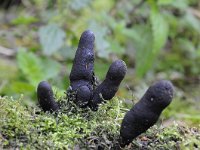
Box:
[119,80,174,147]
[70,30,95,82]
[69,30,95,107]
[37,81,59,112]
[68,30,127,110]
[89,60,127,111]
[37,30,127,111]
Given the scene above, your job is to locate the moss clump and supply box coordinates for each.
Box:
[0,96,125,149]
[0,96,199,149]
[132,124,200,150]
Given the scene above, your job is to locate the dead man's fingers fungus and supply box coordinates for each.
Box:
[37,30,127,111]
[120,80,174,147]
[37,81,59,112]
[90,60,127,111]
[69,30,95,107]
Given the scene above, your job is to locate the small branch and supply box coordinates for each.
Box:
[189,8,200,19]
[0,46,16,57]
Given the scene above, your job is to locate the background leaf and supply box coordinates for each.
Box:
[133,25,154,78]
[89,21,110,58]
[17,48,61,86]
[39,24,66,56]
[42,58,62,79]
[69,0,91,10]
[157,0,174,5]
[150,8,169,53]
[11,15,38,25]
[17,48,44,86]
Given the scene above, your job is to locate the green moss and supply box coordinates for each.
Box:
[139,123,200,150]
[162,98,200,125]
[0,96,199,149]
[0,96,124,149]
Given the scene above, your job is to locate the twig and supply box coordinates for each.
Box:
[0,45,16,57]
[189,8,200,19]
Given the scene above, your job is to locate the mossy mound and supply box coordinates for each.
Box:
[0,96,199,149]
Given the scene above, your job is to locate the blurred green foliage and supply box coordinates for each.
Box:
[17,48,61,87]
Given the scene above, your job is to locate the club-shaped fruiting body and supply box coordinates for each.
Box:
[70,30,95,82]
[89,60,127,111]
[69,30,127,109]
[37,81,59,112]
[37,30,127,111]
[120,80,174,147]
[69,30,95,107]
